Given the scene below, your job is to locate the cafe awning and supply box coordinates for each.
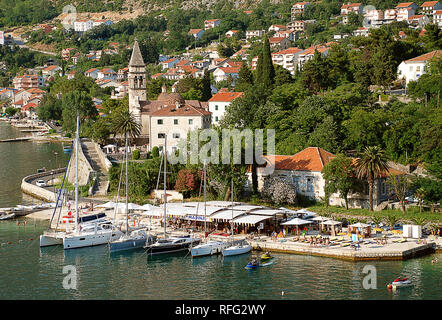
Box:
[232,214,273,225]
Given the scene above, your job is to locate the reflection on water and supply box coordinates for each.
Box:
[1,216,442,300]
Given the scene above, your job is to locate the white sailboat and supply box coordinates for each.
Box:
[145,135,201,255]
[190,162,229,257]
[109,133,154,252]
[222,180,252,257]
[63,115,122,250]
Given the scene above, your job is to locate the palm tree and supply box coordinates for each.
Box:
[110,108,141,233]
[411,217,427,227]
[110,108,142,142]
[384,214,401,231]
[355,146,389,211]
[414,188,425,213]
[371,215,383,228]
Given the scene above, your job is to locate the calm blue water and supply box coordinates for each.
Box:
[0,121,441,300]
[0,121,69,208]
[0,220,441,300]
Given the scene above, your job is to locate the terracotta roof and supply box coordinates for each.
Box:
[341,3,362,9]
[218,66,241,74]
[26,88,45,94]
[404,50,442,63]
[188,29,203,34]
[85,68,98,73]
[434,10,442,13]
[421,1,439,7]
[21,102,38,111]
[163,58,178,64]
[269,37,287,43]
[396,2,416,8]
[272,47,303,55]
[151,104,211,117]
[294,2,309,6]
[205,19,220,23]
[177,60,190,67]
[208,91,243,102]
[265,147,336,172]
[408,15,424,19]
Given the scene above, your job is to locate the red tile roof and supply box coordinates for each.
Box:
[396,2,416,8]
[208,91,243,102]
[218,66,241,74]
[405,50,442,63]
[421,1,439,7]
[272,47,303,55]
[265,147,336,172]
[151,104,211,117]
[188,29,203,34]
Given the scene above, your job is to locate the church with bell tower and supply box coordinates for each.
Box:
[126,39,211,150]
[128,39,146,126]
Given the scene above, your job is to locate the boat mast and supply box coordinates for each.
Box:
[231,179,233,244]
[125,133,129,235]
[75,112,79,231]
[163,134,167,238]
[203,160,206,236]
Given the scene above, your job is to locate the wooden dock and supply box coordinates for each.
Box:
[0,137,31,143]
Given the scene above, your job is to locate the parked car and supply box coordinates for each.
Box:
[36,180,47,187]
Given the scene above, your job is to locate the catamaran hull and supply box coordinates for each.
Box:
[63,231,121,250]
[40,234,64,247]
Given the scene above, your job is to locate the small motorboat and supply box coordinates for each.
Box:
[244,256,275,270]
[0,212,15,221]
[388,277,413,289]
[245,258,260,269]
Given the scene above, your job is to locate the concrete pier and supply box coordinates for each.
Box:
[248,237,436,261]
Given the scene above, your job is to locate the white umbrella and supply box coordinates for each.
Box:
[350,222,370,228]
[296,208,317,216]
[96,201,116,208]
[281,217,313,226]
[139,203,158,211]
[311,216,330,222]
[322,220,342,226]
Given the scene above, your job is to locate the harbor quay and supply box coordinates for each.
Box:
[24,203,441,262]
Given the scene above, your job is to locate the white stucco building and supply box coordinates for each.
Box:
[397,50,442,86]
[208,90,243,124]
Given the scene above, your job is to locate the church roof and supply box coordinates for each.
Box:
[129,39,145,67]
[157,92,185,106]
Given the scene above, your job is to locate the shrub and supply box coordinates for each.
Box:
[133,149,140,160]
[152,146,159,158]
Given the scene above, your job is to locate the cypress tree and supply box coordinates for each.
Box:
[255,49,264,84]
[261,36,275,87]
[201,70,212,101]
[235,65,254,91]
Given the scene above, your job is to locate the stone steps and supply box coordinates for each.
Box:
[80,139,109,196]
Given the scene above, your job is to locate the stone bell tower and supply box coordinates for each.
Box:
[128,39,146,124]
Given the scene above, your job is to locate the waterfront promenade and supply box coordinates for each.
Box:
[25,206,441,262]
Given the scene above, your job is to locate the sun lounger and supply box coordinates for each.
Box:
[341,243,350,247]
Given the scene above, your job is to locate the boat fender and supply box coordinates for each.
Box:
[387,284,392,289]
